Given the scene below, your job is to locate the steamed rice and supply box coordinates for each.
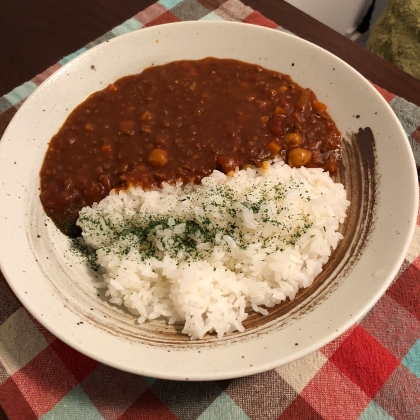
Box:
[77,160,349,339]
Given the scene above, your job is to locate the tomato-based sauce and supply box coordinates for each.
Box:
[40,58,342,236]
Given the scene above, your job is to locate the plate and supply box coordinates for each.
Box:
[0,22,417,380]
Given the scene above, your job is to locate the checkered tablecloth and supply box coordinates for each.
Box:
[1,1,419,419]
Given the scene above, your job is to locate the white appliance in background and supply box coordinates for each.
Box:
[285,0,372,38]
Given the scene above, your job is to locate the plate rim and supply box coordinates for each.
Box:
[0,21,418,380]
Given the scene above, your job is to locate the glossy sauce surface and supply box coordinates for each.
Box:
[40,58,342,236]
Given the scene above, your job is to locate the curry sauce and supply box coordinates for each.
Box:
[40,58,342,236]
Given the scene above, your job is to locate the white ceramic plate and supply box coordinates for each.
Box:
[0,22,417,380]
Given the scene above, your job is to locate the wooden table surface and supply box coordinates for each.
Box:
[0,1,419,419]
[1,0,420,105]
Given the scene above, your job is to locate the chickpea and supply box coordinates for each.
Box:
[284,132,303,148]
[148,149,168,167]
[288,148,312,167]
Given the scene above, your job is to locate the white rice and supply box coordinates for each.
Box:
[77,160,349,339]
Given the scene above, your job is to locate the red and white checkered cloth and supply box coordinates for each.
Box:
[0,1,419,419]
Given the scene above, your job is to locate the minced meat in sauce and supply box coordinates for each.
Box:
[40,58,342,236]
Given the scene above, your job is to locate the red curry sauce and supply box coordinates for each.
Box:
[40,58,342,236]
